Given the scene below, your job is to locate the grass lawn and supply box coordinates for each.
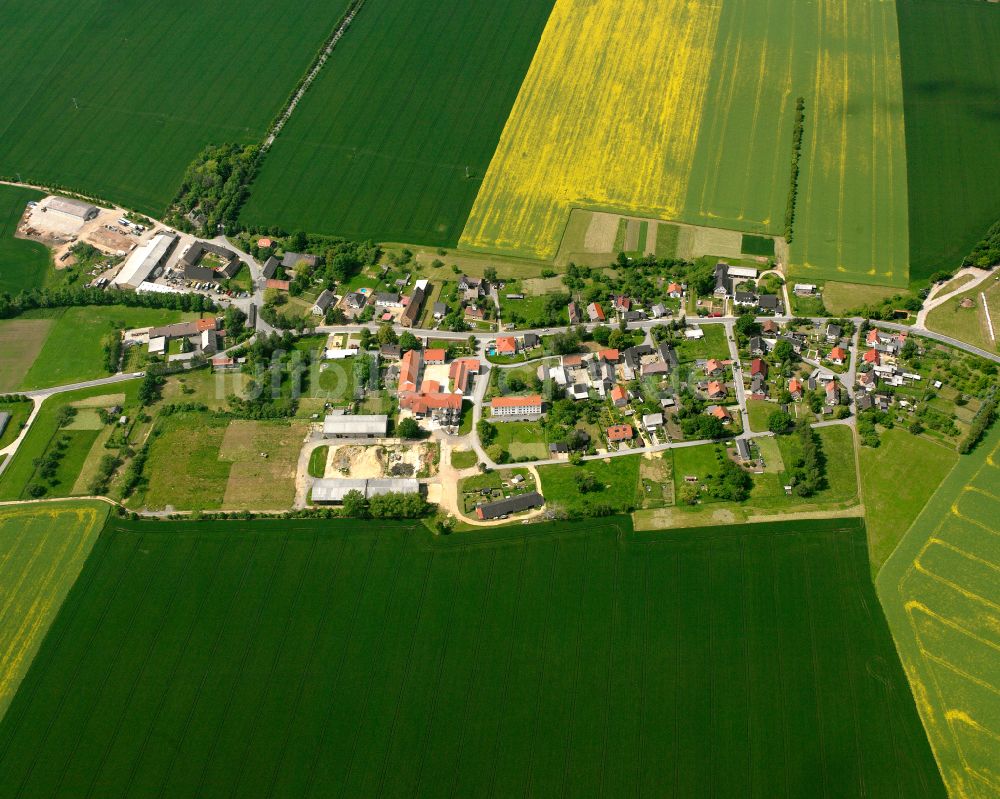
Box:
[217,419,307,510]
[226,264,253,292]
[131,410,231,511]
[0,514,942,797]
[860,427,958,572]
[0,500,107,721]
[242,0,555,246]
[822,281,900,315]
[492,420,548,461]
[160,368,239,410]
[747,399,781,433]
[674,325,729,362]
[537,455,640,515]
[0,382,140,501]
[451,448,477,470]
[0,400,33,449]
[741,234,774,257]
[18,306,199,390]
[0,317,55,392]
[308,445,328,478]
[925,279,1000,353]
[0,185,49,295]
[776,425,858,506]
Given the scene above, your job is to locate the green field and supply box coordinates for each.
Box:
[896,0,1000,281]
[537,455,641,515]
[450,448,478,470]
[0,0,352,214]
[0,501,107,720]
[688,0,909,286]
[242,0,555,245]
[0,382,139,501]
[15,306,198,390]
[925,279,1000,354]
[860,428,958,572]
[877,424,1000,798]
[0,184,48,295]
[0,513,943,797]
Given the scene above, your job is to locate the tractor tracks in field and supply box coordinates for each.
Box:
[262,0,368,152]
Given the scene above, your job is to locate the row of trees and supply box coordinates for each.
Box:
[0,285,216,320]
[340,490,429,519]
[784,97,806,241]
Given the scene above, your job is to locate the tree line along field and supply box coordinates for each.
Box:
[240,0,556,247]
[0,0,352,215]
[0,501,107,722]
[459,0,909,287]
[896,0,1000,283]
[0,184,48,295]
[877,425,1000,799]
[0,513,943,797]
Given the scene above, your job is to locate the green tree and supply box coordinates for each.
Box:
[341,489,368,518]
[397,417,421,439]
[768,410,795,434]
[376,322,397,346]
[477,419,497,446]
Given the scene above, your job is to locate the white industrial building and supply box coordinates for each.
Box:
[321,414,388,439]
[311,478,419,504]
[46,196,98,221]
[113,232,178,290]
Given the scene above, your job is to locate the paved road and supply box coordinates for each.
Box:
[23,371,144,399]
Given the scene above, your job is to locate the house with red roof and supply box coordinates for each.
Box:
[400,391,463,424]
[424,348,447,364]
[610,384,627,407]
[709,405,731,422]
[495,336,517,356]
[828,346,848,365]
[704,359,724,376]
[706,381,726,399]
[587,302,606,322]
[788,378,802,400]
[667,282,683,298]
[750,358,768,377]
[607,424,634,443]
[598,348,620,363]
[449,358,480,395]
[398,348,422,393]
[863,348,880,366]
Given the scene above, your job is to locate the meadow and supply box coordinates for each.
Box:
[925,279,1000,354]
[0,501,107,721]
[14,305,200,390]
[860,428,958,572]
[0,0,353,215]
[896,0,1000,282]
[0,382,140,501]
[0,513,943,797]
[537,454,641,515]
[461,0,909,287]
[877,425,1000,799]
[241,0,555,246]
[0,184,48,295]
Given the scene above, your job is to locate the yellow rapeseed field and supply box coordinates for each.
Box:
[460,0,723,260]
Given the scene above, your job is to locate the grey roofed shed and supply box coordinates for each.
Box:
[311,478,419,503]
[262,256,280,279]
[48,196,98,220]
[322,414,388,437]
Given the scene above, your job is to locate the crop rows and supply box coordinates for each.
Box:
[0,514,942,797]
[241,0,554,246]
[0,0,352,215]
[878,426,1000,799]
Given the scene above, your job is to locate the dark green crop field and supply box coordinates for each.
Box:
[897,0,1000,282]
[0,0,350,215]
[0,184,48,295]
[0,514,942,797]
[241,0,555,247]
